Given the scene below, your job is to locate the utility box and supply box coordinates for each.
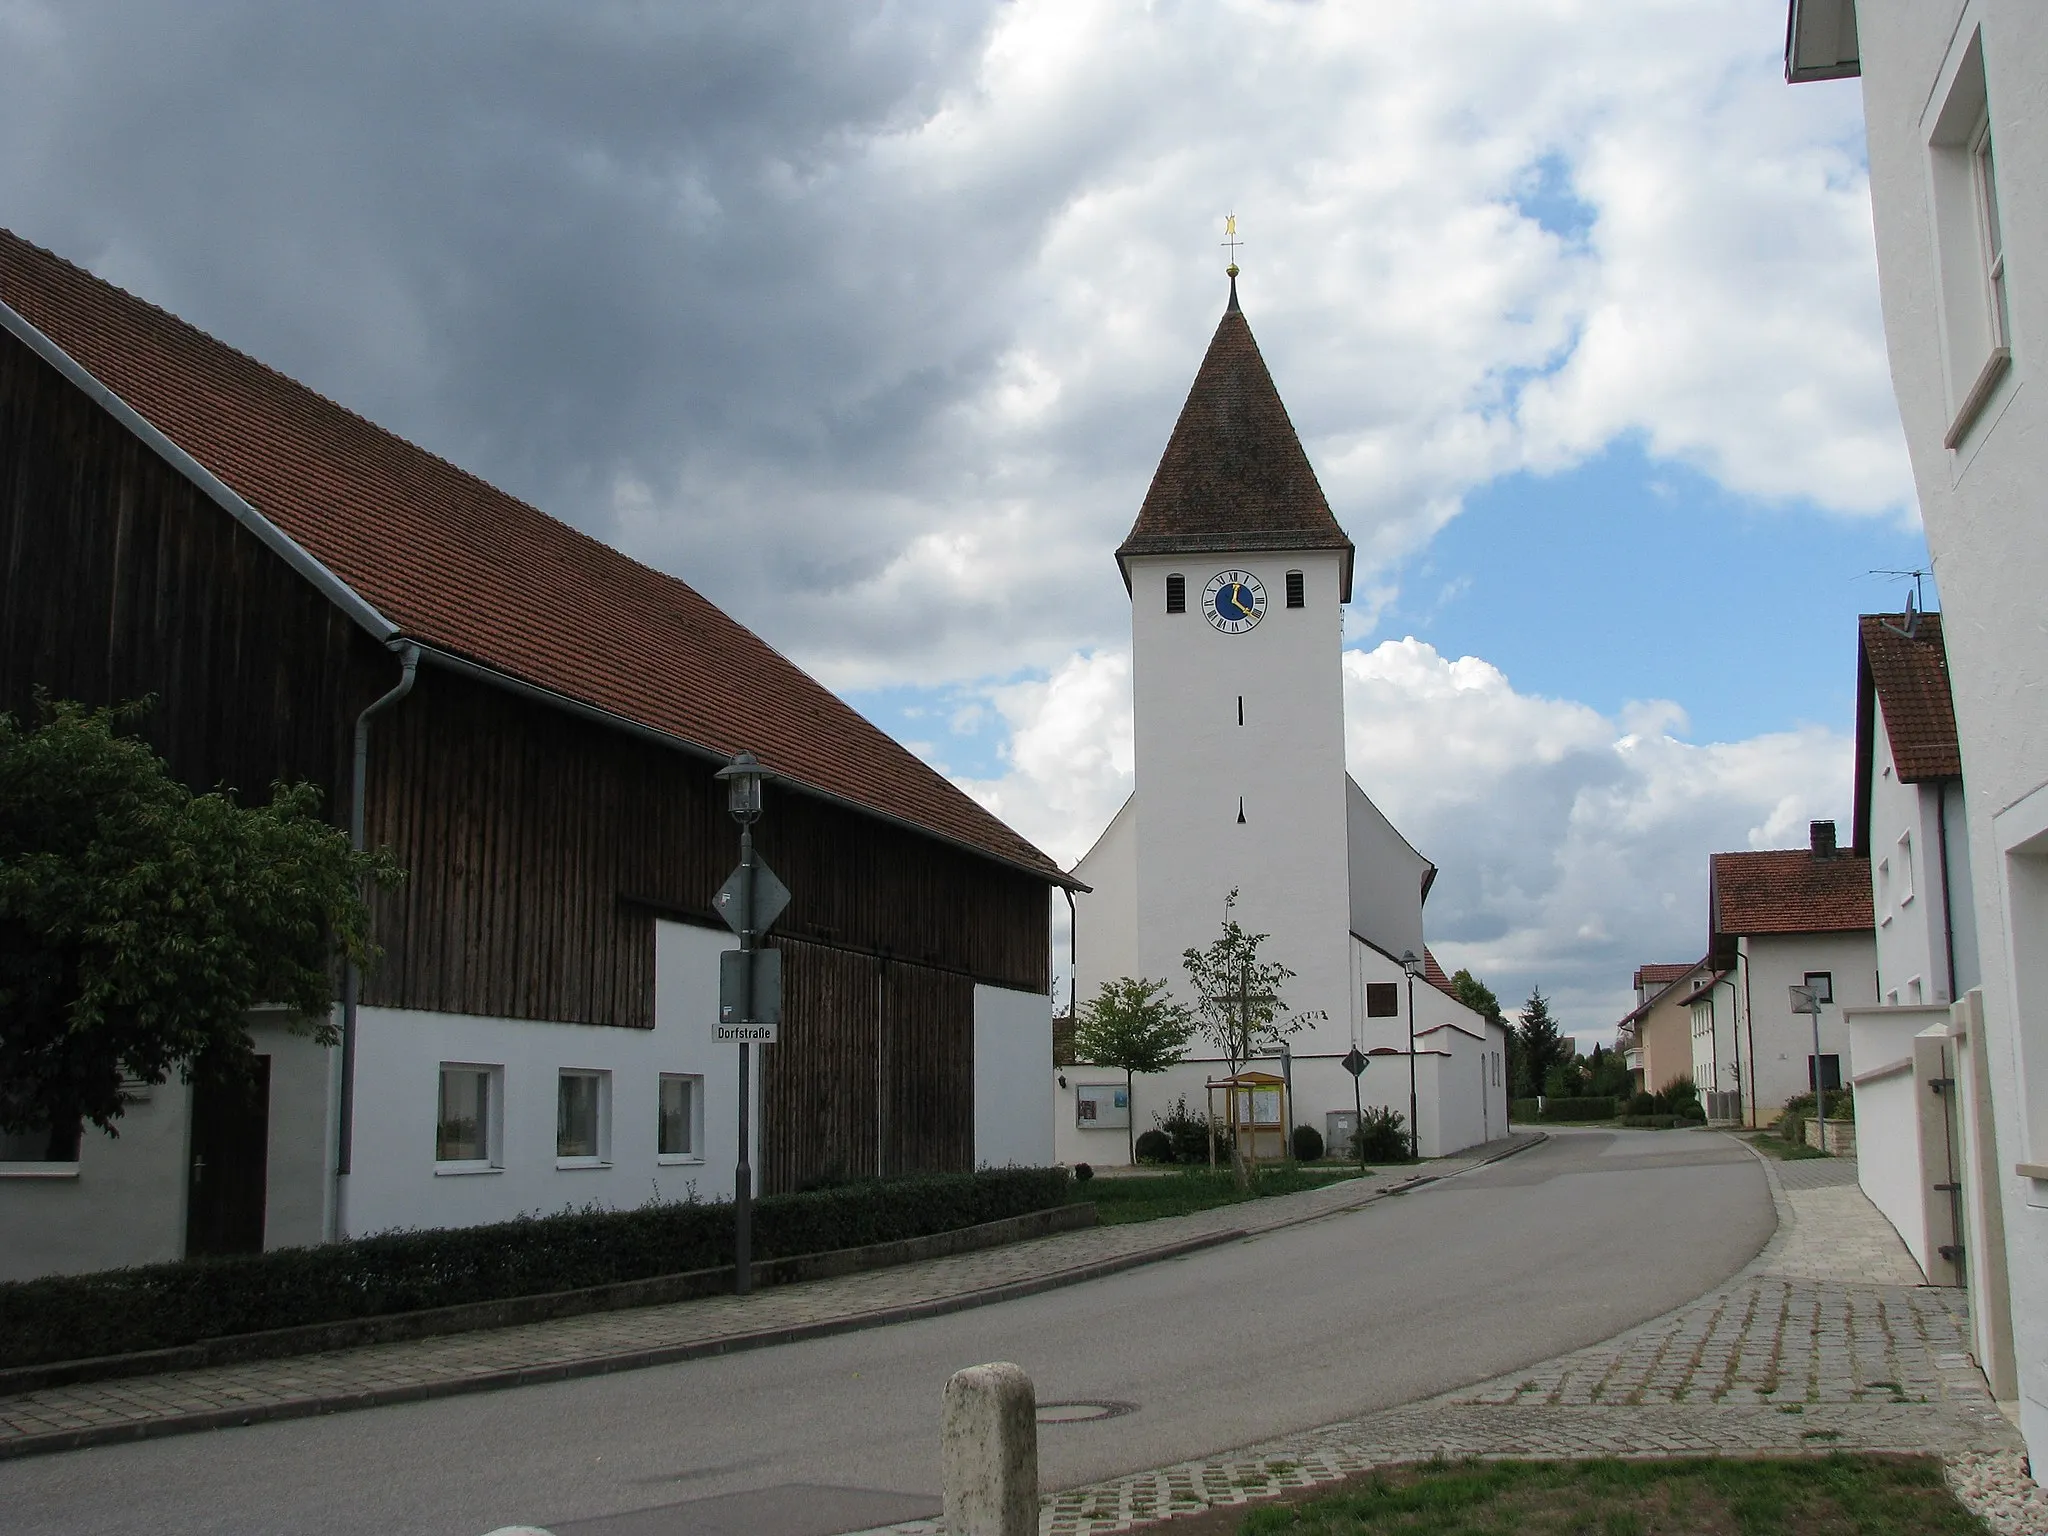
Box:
[1326,1110,1359,1158]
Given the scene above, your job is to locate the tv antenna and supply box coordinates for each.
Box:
[1868,567,1930,638]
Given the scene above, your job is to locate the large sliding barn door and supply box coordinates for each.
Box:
[761,940,975,1193]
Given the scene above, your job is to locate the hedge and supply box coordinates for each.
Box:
[1539,1096,1617,1122]
[0,1166,1068,1370]
[1510,1097,1540,1122]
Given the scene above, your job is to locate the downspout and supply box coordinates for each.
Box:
[1064,886,1079,1027]
[332,642,421,1240]
[1739,944,1759,1128]
[1937,783,1960,1001]
[1725,973,1744,1121]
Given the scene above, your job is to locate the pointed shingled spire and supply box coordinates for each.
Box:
[1116,287,1354,598]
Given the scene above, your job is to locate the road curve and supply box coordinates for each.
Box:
[0,1129,1773,1536]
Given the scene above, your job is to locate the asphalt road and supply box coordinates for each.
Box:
[0,1129,1774,1536]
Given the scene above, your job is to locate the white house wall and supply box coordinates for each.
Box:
[1070,791,1140,1005]
[341,919,748,1236]
[1735,932,1879,1117]
[975,982,1054,1168]
[1345,776,1429,961]
[1869,697,1966,1005]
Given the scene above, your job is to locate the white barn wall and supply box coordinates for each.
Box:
[343,920,747,1236]
[975,982,1054,1168]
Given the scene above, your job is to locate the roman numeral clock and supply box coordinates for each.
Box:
[1203,569,1267,634]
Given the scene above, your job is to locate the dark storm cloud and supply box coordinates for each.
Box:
[0,1,1058,637]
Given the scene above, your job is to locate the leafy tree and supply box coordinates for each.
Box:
[0,697,401,1145]
[1451,965,1519,1099]
[1182,889,1323,1185]
[1586,1042,1633,1100]
[1515,985,1566,1099]
[1072,976,1195,1164]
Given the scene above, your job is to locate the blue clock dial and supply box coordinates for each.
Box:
[1201,570,1267,634]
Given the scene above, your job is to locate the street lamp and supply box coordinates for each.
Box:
[1789,983,1827,1153]
[1400,949,1423,1162]
[714,750,768,1294]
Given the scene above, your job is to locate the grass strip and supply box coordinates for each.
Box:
[1209,1454,1977,1535]
[1070,1166,1366,1225]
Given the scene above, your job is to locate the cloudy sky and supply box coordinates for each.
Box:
[0,0,1929,1040]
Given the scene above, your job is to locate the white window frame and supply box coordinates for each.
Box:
[1897,832,1916,906]
[657,1073,704,1164]
[1926,30,2013,450]
[435,1062,503,1174]
[0,1117,83,1179]
[556,1068,611,1169]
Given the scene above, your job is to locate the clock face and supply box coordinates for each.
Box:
[1203,570,1267,634]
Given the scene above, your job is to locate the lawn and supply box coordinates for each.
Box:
[1744,1131,1832,1161]
[1203,1455,1979,1535]
[1070,1164,1369,1224]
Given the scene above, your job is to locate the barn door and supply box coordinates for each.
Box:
[185,1056,271,1256]
[760,941,879,1194]
[881,960,975,1176]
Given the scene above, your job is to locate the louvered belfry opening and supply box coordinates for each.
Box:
[1165,573,1186,613]
[1285,570,1305,608]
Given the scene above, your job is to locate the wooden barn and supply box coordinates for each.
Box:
[0,229,1070,1280]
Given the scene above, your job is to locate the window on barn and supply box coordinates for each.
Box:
[658,1074,702,1160]
[436,1064,500,1168]
[557,1069,610,1166]
[1285,570,1305,608]
[1366,982,1400,1018]
[1166,574,1186,613]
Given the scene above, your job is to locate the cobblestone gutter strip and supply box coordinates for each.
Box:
[0,1227,1244,1463]
[0,1203,1103,1396]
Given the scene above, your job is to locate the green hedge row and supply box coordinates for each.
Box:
[1539,1096,1617,1122]
[1620,1113,1684,1129]
[0,1166,1069,1369]
[1510,1097,1540,1122]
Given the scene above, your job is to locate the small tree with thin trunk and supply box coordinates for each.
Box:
[1182,890,1322,1187]
[1071,977,1195,1164]
[0,696,402,1146]
[1516,985,1566,1100]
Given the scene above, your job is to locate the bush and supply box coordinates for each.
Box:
[1625,1090,1657,1116]
[1538,1096,1616,1122]
[1072,1163,1094,1182]
[0,1166,1070,1370]
[1350,1106,1411,1162]
[1152,1095,1228,1165]
[1290,1124,1325,1162]
[1133,1128,1175,1165]
[1620,1113,1681,1129]
[1653,1076,1701,1119]
[1510,1097,1541,1123]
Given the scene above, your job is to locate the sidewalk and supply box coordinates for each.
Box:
[851,1133,2044,1536]
[0,1132,1543,1460]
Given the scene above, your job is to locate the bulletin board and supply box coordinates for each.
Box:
[1074,1083,1131,1130]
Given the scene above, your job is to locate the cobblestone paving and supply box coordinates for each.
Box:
[849,1135,2035,1536]
[0,1137,1535,1454]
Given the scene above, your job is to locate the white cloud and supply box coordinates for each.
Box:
[950,636,1850,1035]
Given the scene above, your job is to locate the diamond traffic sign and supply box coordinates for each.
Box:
[1341,1047,1368,1078]
[712,855,790,938]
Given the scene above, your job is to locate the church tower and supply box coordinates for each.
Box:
[1097,274,1357,1026]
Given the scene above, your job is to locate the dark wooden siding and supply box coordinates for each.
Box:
[759,939,976,1193]
[0,325,384,818]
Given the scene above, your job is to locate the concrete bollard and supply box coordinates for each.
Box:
[942,1361,1039,1536]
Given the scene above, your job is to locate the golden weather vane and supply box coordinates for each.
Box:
[1221,213,1243,276]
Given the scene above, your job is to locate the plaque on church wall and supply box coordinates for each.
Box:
[1074,1085,1130,1130]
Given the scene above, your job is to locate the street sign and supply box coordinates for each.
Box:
[718,947,781,1042]
[713,856,790,937]
[1341,1047,1368,1078]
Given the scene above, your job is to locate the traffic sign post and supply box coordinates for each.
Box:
[1342,1047,1368,1172]
[713,751,786,1298]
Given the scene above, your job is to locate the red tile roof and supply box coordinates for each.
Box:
[1116,286,1354,598]
[1633,962,1696,991]
[1860,614,1961,781]
[1710,849,1873,938]
[1422,946,1459,1001]
[0,228,1066,883]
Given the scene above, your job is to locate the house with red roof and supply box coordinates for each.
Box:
[0,229,1072,1280]
[1616,959,1711,1099]
[1707,820,1876,1126]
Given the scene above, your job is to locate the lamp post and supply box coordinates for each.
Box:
[715,750,767,1294]
[1789,983,1826,1153]
[1400,949,1423,1162]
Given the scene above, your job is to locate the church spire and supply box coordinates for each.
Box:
[1115,282,1355,599]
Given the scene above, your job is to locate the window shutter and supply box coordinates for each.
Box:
[1166,574,1186,614]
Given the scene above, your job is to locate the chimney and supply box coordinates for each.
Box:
[1810,820,1838,858]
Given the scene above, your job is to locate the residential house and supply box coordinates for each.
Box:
[0,229,1072,1281]
[1787,0,2043,1441]
[1676,966,1743,1123]
[1618,961,1708,1096]
[1709,820,1877,1126]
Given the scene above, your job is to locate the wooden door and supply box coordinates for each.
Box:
[185,1056,271,1256]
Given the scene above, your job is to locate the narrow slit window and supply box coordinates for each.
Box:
[1237,695,1244,726]
[1285,570,1305,609]
[1974,118,2010,346]
[1165,574,1186,614]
